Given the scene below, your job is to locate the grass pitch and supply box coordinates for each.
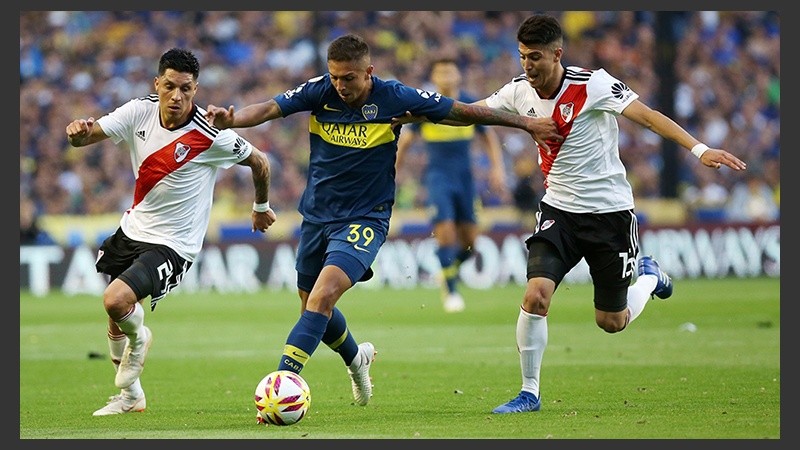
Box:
[20,277,780,439]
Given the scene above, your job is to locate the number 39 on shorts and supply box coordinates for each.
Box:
[346,223,374,246]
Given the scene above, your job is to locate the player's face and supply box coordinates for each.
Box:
[430,62,460,96]
[518,42,562,98]
[328,58,373,107]
[155,68,197,128]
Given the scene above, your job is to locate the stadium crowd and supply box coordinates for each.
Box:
[20,11,780,244]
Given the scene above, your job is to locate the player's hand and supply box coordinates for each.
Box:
[205,104,236,129]
[699,148,747,171]
[65,117,95,146]
[390,111,426,130]
[524,117,563,154]
[252,208,277,233]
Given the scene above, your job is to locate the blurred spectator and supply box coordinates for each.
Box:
[20,194,53,245]
[681,167,730,222]
[19,11,780,231]
[725,170,779,223]
[762,156,780,209]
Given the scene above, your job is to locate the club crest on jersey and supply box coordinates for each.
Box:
[361,104,378,121]
[558,103,574,123]
[540,219,555,231]
[174,142,191,162]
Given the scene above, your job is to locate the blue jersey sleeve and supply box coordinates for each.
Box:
[273,75,330,117]
[388,81,454,124]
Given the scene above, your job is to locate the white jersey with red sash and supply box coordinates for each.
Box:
[486,66,638,214]
[96,94,253,261]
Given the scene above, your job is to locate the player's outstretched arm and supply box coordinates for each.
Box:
[447,101,562,153]
[622,100,747,171]
[238,148,276,233]
[204,105,236,129]
[205,99,284,130]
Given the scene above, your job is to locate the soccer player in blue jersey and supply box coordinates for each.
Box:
[396,58,507,313]
[205,34,561,410]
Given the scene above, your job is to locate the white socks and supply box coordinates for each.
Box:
[516,307,547,398]
[626,274,657,323]
[513,274,656,400]
[109,303,145,398]
[116,302,145,344]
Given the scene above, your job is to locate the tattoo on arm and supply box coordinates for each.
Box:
[447,102,524,129]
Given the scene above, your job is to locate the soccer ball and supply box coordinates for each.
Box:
[254,370,311,426]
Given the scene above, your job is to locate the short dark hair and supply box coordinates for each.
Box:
[327,34,370,63]
[517,14,563,49]
[158,48,200,80]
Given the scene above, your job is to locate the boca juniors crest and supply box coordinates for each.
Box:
[361,104,378,121]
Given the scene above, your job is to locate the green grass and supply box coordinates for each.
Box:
[19,277,780,439]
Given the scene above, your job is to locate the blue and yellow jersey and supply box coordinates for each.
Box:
[274,74,454,223]
[409,92,486,180]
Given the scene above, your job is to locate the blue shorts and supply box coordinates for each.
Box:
[295,217,389,292]
[426,171,476,224]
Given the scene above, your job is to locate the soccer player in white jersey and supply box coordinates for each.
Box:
[65,48,276,416]
[473,14,748,413]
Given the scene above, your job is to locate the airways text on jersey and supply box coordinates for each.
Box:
[309,117,395,149]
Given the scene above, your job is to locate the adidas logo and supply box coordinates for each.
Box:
[136,130,146,141]
[526,107,537,117]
